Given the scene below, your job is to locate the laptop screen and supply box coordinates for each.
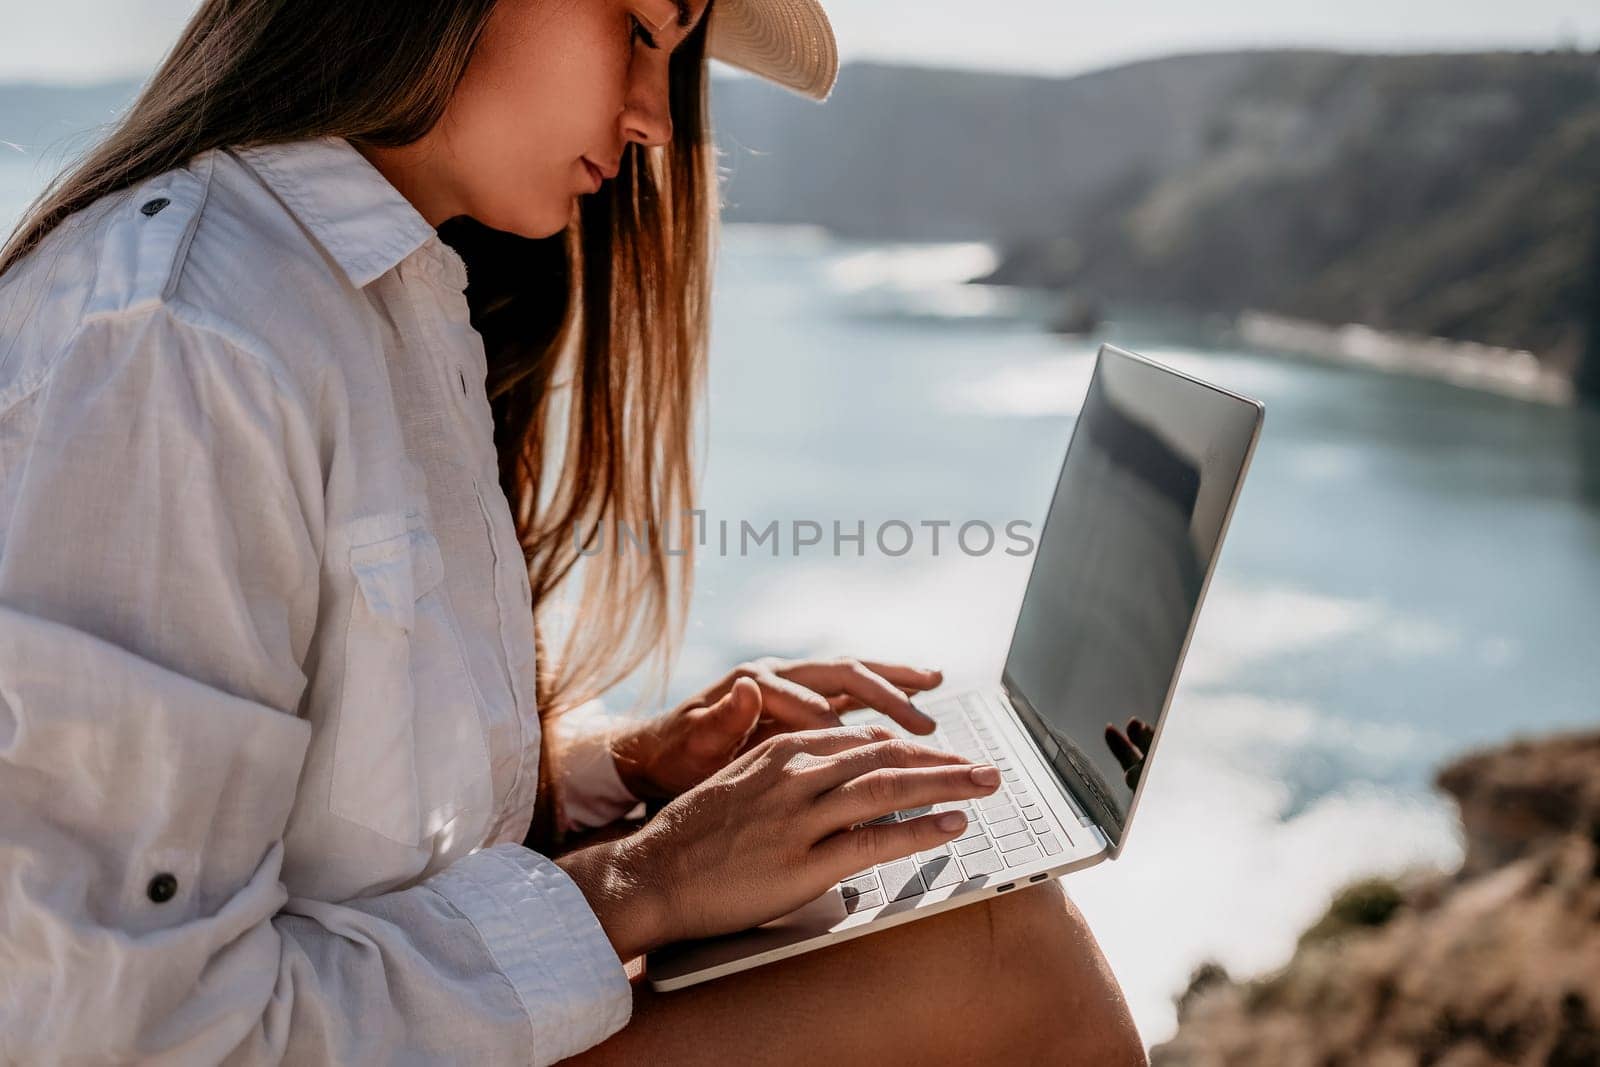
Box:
[1001,345,1262,848]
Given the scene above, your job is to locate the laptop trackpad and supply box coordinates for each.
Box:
[648,889,848,984]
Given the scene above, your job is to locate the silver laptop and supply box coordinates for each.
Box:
[648,343,1265,991]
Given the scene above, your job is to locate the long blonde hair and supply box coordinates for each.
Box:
[1,0,717,838]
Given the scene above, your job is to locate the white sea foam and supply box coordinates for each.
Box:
[935,354,1098,417]
[935,348,1302,419]
[823,241,1000,292]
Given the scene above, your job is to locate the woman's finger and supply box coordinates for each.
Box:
[853,661,944,692]
[821,662,944,716]
[779,659,937,734]
[801,737,977,794]
[814,761,1000,830]
[825,683,928,714]
[761,723,900,761]
[752,671,843,730]
[684,677,764,759]
[811,809,974,878]
[781,659,941,703]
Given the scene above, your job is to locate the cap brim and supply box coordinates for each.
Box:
[706,0,839,102]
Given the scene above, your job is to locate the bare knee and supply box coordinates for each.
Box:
[973,881,1148,1065]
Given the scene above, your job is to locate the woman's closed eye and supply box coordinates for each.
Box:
[630,14,660,50]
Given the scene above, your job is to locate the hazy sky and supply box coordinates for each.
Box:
[4,0,1599,84]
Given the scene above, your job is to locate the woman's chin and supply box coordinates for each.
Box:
[474,199,569,241]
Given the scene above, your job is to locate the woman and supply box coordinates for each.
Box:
[0,0,1145,1062]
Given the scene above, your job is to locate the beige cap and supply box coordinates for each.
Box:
[706,0,839,102]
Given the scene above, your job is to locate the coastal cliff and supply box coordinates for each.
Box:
[976,52,1600,384]
[1150,731,1600,1067]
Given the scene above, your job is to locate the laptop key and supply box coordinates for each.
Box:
[954,835,994,856]
[1039,834,1063,856]
[979,803,1019,825]
[841,874,879,896]
[844,890,884,913]
[915,845,949,863]
[1004,844,1043,867]
[988,817,1028,839]
[995,830,1034,852]
[920,855,964,891]
[975,794,1012,812]
[960,849,1004,878]
[878,860,925,902]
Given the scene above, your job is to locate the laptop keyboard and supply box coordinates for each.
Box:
[836,691,1072,913]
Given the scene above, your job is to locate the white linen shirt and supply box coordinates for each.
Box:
[0,135,646,1065]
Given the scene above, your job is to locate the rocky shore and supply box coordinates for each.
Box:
[1237,313,1577,406]
[1151,730,1600,1067]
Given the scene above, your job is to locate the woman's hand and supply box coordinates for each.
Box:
[556,693,1000,960]
[609,656,946,800]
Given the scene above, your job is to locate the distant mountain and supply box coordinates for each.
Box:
[710,55,1262,244]
[965,52,1600,378]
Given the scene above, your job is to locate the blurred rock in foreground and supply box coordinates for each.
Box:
[1151,730,1600,1067]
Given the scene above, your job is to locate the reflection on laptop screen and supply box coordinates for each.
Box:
[1002,346,1260,847]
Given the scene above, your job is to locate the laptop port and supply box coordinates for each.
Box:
[1029,873,1048,883]
[995,883,1014,892]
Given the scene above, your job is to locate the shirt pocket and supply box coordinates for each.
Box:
[330,512,492,847]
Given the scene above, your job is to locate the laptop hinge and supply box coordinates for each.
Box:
[997,675,1113,844]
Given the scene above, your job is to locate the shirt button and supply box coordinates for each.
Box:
[139,197,170,217]
[146,872,179,903]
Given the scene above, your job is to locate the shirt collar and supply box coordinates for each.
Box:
[235,135,455,290]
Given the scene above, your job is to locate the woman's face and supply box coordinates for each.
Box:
[381,0,711,237]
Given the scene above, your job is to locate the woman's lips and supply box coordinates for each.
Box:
[581,158,603,192]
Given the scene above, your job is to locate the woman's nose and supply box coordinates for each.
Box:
[622,102,672,149]
[621,67,673,149]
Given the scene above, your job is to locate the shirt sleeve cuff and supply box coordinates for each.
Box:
[546,699,645,832]
[427,843,632,1065]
